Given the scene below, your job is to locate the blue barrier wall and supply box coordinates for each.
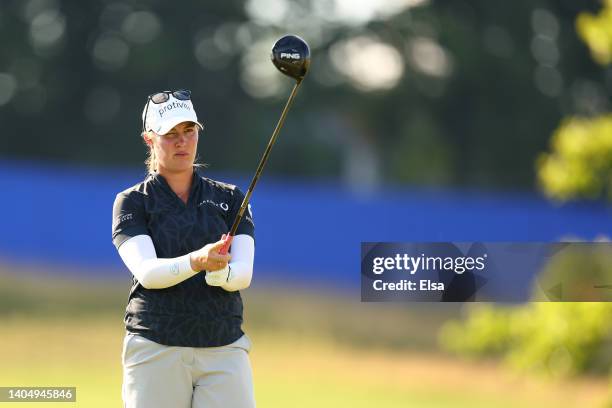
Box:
[1,159,610,286]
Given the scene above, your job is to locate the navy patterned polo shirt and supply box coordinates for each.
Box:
[111,165,255,347]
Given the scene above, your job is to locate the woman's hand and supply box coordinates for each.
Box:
[189,238,231,272]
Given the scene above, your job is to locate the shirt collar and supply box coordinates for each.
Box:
[150,166,201,203]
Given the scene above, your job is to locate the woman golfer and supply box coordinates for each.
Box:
[112,89,256,408]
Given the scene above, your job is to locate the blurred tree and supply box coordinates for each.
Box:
[576,0,612,65]
[538,115,612,200]
[439,303,612,377]
[0,0,605,191]
[538,0,612,201]
[441,1,612,389]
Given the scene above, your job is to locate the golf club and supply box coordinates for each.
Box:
[219,34,310,255]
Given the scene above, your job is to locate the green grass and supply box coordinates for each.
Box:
[0,315,607,408]
[0,268,608,407]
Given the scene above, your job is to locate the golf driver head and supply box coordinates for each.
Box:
[271,35,310,81]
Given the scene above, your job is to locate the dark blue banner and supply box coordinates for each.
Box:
[361,242,612,302]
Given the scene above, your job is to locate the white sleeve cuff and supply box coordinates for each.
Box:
[221,235,255,292]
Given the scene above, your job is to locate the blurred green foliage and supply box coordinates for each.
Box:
[538,1,612,201]
[439,303,612,377]
[537,110,612,201]
[577,0,612,65]
[0,0,607,190]
[444,5,612,398]
[534,243,612,302]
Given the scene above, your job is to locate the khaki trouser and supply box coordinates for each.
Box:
[122,333,255,408]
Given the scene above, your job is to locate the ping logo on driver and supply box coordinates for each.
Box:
[280,52,301,60]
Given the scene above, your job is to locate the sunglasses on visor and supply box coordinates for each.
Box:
[142,89,192,133]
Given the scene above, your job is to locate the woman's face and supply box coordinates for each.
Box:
[147,121,199,174]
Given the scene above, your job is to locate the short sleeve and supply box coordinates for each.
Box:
[229,187,255,239]
[112,191,149,249]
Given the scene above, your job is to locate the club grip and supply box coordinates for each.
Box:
[219,234,233,255]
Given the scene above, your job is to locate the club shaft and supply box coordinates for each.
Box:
[227,80,303,236]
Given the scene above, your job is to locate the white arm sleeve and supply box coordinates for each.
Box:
[222,234,255,292]
[118,235,198,289]
[118,234,255,291]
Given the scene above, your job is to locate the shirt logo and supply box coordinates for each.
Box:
[197,200,229,211]
[118,213,133,223]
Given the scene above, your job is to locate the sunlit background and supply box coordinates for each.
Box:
[1,0,612,406]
